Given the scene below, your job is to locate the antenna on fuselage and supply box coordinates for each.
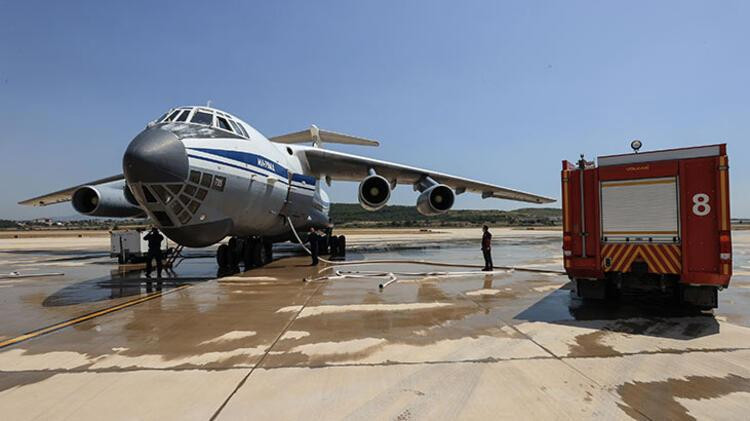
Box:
[206,100,212,108]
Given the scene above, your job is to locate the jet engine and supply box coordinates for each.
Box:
[358,173,391,211]
[71,180,144,218]
[416,184,455,216]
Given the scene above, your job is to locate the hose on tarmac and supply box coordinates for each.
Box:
[285,217,565,285]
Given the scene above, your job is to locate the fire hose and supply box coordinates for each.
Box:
[286,217,565,288]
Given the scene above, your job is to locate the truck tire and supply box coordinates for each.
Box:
[680,285,718,310]
[576,278,608,300]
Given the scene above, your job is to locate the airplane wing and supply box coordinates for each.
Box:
[18,174,125,206]
[301,148,555,204]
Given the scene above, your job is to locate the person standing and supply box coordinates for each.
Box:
[144,227,164,277]
[481,225,493,271]
[308,227,319,266]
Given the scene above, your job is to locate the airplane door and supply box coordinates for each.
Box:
[280,172,315,220]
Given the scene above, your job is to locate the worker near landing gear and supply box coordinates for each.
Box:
[144,227,164,278]
[308,227,320,266]
[481,225,493,271]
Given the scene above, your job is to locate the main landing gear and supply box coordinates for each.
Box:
[216,236,273,270]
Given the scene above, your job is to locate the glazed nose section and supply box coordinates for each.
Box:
[123,128,189,183]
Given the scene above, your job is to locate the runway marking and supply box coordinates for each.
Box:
[0,285,191,350]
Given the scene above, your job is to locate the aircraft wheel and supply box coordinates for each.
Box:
[217,244,229,268]
[264,241,273,264]
[251,240,263,267]
[228,237,240,266]
[338,235,346,257]
[243,241,256,270]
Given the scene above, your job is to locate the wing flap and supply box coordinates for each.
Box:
[19,174,125,206]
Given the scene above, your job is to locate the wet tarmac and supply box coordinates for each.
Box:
[0,230,749,420]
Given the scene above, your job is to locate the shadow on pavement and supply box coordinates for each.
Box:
[514,286,720,340]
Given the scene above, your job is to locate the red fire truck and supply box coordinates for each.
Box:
[561,143,732,309]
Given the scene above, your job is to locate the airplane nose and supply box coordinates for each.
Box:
[123,128,189,183]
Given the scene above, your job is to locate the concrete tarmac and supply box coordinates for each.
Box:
[0,229,749,420]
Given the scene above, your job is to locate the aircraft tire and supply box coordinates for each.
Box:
[228,237,240,266]
[217,244,229,268]
[243,242,255,270]
[251,240,265,267]
[338,235,346,257]
[264,241,273,264]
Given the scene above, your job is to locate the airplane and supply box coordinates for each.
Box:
[20,105,555,268]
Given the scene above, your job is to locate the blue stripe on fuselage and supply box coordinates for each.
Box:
[186,147,317,188]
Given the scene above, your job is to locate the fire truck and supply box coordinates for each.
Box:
[561,143,732,309]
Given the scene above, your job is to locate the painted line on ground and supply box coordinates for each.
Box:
[0,285,191,349]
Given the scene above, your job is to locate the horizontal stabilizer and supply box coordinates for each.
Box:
[270,125,379,147]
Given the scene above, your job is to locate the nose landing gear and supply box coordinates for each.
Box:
[216,236,273,270]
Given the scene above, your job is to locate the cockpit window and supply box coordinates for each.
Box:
[216,116,232,132]
[229,120,242,135]
[234,122,249,138]
[165,110,181,122]
[176,109,190,122]
[154,112,168,123]
[191,111,213,126]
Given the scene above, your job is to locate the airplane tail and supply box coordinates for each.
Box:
[269,125,379,148]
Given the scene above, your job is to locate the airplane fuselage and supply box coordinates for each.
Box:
[123,107,329,247]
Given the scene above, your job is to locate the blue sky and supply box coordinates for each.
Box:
[1,0,748,219]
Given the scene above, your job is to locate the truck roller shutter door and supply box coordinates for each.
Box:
[601,177,679,243]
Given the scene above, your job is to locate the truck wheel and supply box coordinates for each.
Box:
[576,278,607,300]
[217,244,229,268]
[680,285,718,310]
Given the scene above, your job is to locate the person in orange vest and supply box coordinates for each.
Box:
[481,225,493,271]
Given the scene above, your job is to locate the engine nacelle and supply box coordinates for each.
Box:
[72,180,144,218]
[358,174,391,211]
[416,184,455,216]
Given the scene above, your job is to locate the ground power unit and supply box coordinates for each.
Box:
[561,144,731,309]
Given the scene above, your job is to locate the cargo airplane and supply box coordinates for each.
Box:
[20,106,554,267]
